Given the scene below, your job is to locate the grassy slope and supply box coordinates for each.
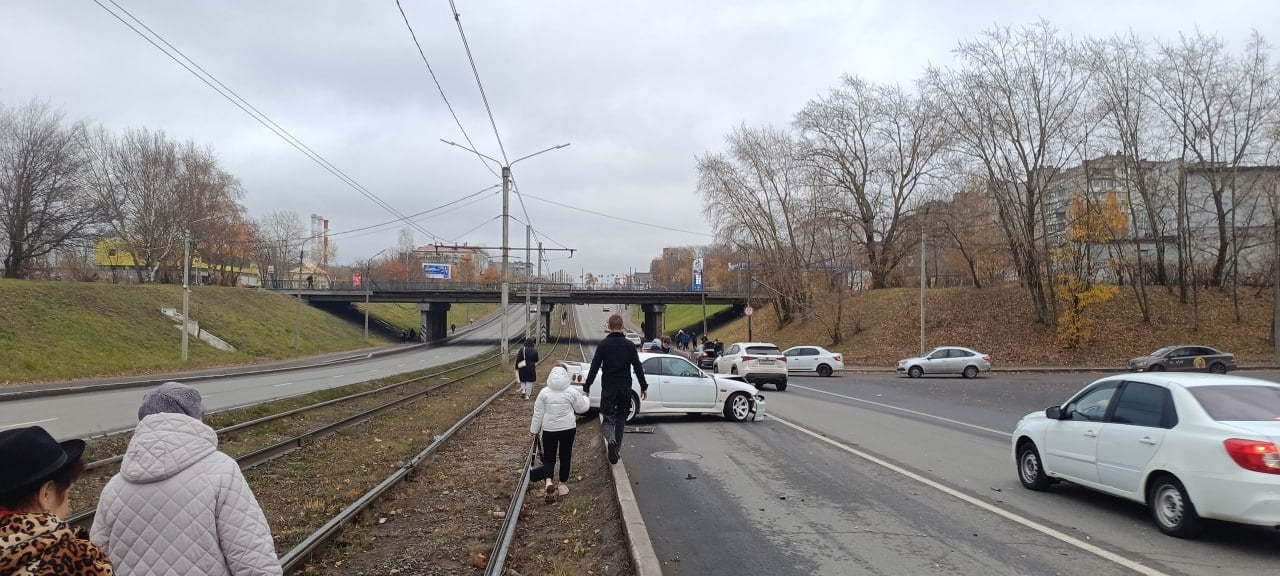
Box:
[353,302,499,332]
[0,280,386,384]
[630,303,731,334]
[707,284,1276,367]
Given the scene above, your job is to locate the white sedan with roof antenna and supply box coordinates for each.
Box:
[782,346,843,377]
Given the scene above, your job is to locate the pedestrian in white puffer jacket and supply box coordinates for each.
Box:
[91,382,282,576]
[529,366,589,498]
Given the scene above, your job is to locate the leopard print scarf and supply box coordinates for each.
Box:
[0,512,113,576]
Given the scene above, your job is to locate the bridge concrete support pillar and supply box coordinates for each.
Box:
[538,303,553,343]
[417,302,451,342]
[641,304,666,341]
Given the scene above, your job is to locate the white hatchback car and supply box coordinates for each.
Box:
[782,346,844,377]
[562,353,765,423]
[716,342,788,391]
[897,346,992,379]
[1012,373,1280,537]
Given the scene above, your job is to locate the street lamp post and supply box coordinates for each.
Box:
[182,214,228,361]
[363,248,388,343]
[441,139,570,360]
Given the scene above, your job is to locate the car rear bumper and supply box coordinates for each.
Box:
[1189,473,1280,527]
[743,373,788,384]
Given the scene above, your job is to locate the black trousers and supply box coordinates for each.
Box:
[600,391,631,447]
[531,428,576,483]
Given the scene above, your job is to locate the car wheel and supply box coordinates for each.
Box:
[625,392,640,424]
[908,365,923,378]
[1148,474,1203,538]
[817,364,833,377]
[962,365,979,379]
[1148,364,1166,372]
[775,379,787,391]
[724,392,751,422]
[1016,442,1052,491]
[1209,362,1227,374]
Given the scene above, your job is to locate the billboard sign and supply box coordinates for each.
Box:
[692,258,704,292]
[423,263,452,280]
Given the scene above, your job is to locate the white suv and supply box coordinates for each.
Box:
[715,342,788,391]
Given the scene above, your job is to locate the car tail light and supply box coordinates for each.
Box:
[833,355,841,362]
[742,355,756,361]
[777,356,786,362]
[1224,439,1280,475]
[982,355,992,362]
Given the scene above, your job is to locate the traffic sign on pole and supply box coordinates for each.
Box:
[745,306,754,316]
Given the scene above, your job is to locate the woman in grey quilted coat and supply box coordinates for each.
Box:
[90,382,282,576]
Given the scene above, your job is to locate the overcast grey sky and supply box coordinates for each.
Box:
[2,0,1277,278]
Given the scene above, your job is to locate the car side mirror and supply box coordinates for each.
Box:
[1045,406,1063,420]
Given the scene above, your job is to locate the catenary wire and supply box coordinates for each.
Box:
[519,192,715,237]
[394,0,498,178]
[92,0,445,243]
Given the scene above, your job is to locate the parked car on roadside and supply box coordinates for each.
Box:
[562,353,765,422]
[715,342,788,391]
[897,346,991,379]
[782,346,843,377]
[1127,345,1237,374]
[1012,372,1280,537]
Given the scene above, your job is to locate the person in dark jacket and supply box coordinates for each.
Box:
[583,314,648,464]
[516,339,540,400]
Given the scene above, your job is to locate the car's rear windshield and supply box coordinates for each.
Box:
[1188,385,1280,421]
[746,346,781,356]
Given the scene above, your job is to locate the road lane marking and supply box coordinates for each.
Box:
[397,364,405,368]
[331,375,343,379]
[791,384,1011,437]
[0,418,58,431]
[771,415,1169,576]
[273,382,294,387]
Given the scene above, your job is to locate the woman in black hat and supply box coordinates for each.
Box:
[0,425,113,575]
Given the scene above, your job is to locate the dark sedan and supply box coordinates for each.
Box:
[1127,345,1237,373]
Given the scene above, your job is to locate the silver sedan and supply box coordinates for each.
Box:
[897,346,993,379]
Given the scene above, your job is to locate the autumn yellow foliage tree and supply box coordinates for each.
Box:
[1055,190,1127,348]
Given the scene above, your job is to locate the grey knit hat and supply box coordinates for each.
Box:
[138,382,207,420]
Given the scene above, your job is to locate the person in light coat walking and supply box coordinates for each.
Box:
[529,366,589,498]
[91,382,282,576]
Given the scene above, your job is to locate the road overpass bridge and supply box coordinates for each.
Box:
[265,281,747,341]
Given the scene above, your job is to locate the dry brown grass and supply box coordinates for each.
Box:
[708,283,1275,367]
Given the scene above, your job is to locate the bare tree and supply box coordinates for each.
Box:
[0,101,98,279]
[926,22,1091,325]
[253,210,307,287]
[697,125,820,324]
[1150,31,1280,289]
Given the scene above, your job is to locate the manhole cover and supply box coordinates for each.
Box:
[652,451,703,461]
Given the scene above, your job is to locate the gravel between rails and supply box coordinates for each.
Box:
[292,342,635,576]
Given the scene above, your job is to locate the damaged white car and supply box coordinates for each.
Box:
[563,352,765,423]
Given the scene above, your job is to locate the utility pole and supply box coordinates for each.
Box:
[501,166,510,360]
[525,224,532,340]
[294,249,303,351]
[536,241,544,342]
[746,250,752,342]
[920,210,927,356]
[181,230,191,361]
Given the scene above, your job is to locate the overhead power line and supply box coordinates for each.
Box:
[446,0,509,166]
[92,0,446,243]
[393,0,498,179]
[519,192,716,238]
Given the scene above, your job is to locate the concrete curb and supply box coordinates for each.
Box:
[604,417,663,576]
[0,344,426,402]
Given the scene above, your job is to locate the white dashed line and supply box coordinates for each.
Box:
[771,415,1169,576]
[0,418,58,431]
[273,382,293,387]
[790,384,1011,437]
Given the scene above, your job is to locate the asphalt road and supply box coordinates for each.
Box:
[617,366,1280,575]
[0,305,532,440]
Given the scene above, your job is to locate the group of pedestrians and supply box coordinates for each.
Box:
[673,330,695,351]
[1,382,281,575]
[519,313,648,504]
